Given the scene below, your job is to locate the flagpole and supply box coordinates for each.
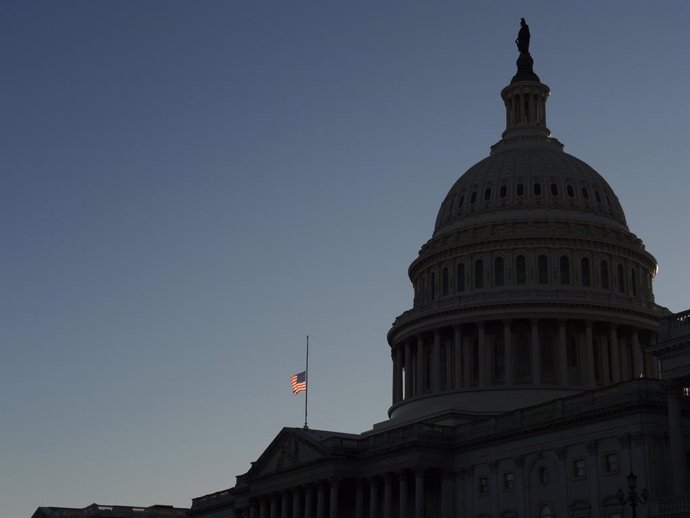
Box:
[304,335,309,429]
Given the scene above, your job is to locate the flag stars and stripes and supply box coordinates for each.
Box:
[290,371,307,395]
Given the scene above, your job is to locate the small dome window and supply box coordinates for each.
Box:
[567,185,575,198]
[595,190,602,203]
[470,192,477,204]
[606,194,612,207]
[550,183,559,196]
[582,187,590,200]
[534,183,542,196]
[484,187,492,201]
[458,195,465,208]
[500,185,507,198]
[516,184,525,196]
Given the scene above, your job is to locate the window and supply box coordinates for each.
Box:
[560,255,571,285]
[442,268,449,296]
[475,260,484,289]
[484,187,492,201]
[538,255,549,284]
[606,194,612,207]
[430,272,436,300]
[494,335,505,382]
[567,185,575,197]
[494,257,505,286]
[457,263,465,292]
[516,183,525,196]
[573,459,586,479]
[617,264,625,293]
[470,191,477,204]
[516,255,526,284]
[500,185,507,198]
[458,195,465,209]
[516,333,531,380]
[503,471,514,490]
[582,187,590,200]
[539,467,549,484]
[479,477,488,494]
[534,183,542,196]
[605,453,619,473]
[600,260,610,290]
[595,190,602,203]
[581,257,591,286]
[550,183,559,196]
[540,334,556,379]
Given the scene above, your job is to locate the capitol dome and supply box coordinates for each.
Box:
[385,48,665,426]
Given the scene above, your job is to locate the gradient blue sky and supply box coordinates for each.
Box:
[2,2,689,517]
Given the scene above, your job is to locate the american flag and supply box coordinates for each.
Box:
[290,371,307,395]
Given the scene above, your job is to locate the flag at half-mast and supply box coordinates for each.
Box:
[290,371,307,395]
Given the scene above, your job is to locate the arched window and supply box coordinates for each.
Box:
[600,260,610,290]
[458,195,464,209]
[631,269,637,298]
[550,183,559,196]
[516,334,531,380]
[516,184,525,196]
[470,191,477,204]
[582,187,590,200]
[484,187,492,201]
[430,272,436,300]
[516,255,526,285]
[457,263,465,292]
[617,264,625,293]
[475,260,484,289]
[581,257,591,287]
[567,185,575,198]
[500,185,507,198]
[493,335,505,382]
[442,268,449,296]
[538,255,549,284]
[560,255,570,285]
[534,183,542,196]
[494,257,505,286]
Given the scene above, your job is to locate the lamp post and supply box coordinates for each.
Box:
[617,471,648,518]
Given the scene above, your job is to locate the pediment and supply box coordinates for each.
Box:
[249,428,324,479]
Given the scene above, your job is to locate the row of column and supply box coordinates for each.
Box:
[391,320,655,404]
[237,471,441,518]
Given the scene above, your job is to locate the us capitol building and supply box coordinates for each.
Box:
[34,22,689,518]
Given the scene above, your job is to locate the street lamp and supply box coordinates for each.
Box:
[617,471,649,518]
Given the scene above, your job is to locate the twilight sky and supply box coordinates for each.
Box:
[2,2,689,517]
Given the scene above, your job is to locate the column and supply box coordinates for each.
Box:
[454,326,463,389]
[601,332,611,385]
[445,337,453,390]
[383,474,392,518]
[610,326,621,383]
[355,481,364,518]
[432,330,442,391]
[305,486,314,518]
[292,488,301,518]
[316,483,325,518]
[404,341,413,399]
[441,471,453,518]
[632,329,643,378]
[270,495,278,518]
[369,477,378,518]
[393,346,403,403]
[531,319,540,384]
[559,320,568,384]
[414,471,425,518]
[329,479,338,518]
[260,498,268,518]
[416,336,425,395]
[504,320,514,385]
[281,492,289,518]
[668,385,688,496]
[399,472,408,518]
[585,321,595,386]
[462,330,471,388]
[478,322,487,386]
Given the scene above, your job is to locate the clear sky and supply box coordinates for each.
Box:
[2,2,689,517]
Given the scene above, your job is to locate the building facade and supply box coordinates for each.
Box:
[189,31,690,518]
